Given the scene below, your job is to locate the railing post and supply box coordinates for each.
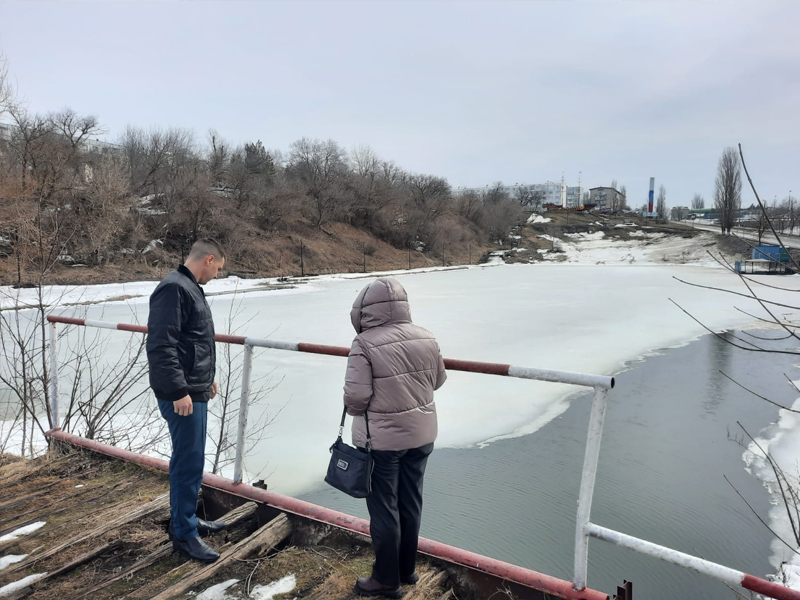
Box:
[232,343,254,485]
[574,386,609,591]
[48,320,59,429]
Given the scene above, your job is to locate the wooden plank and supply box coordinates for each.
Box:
[33,540,122,584]
[4,494,169,574]
[148,514,291,600]
[76,501,259,600]
[75,544,172,600]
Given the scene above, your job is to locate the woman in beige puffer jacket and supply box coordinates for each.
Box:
[343,277,446,598]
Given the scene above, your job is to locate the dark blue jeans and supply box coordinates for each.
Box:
[158,399,208,541]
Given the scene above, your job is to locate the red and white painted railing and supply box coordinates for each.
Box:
[45,314,800,600]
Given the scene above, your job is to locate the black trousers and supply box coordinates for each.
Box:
[366,442,434,588]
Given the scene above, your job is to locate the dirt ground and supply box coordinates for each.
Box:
[0,221,494,287]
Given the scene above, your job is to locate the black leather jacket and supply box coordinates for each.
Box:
[146,265,216,402]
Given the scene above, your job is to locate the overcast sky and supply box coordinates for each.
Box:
[1,1,797,209]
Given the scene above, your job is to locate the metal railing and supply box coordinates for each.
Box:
[45,314,800,600]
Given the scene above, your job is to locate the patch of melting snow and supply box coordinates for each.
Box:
[565,231,605,240]
[485,251,505,265]
[0,573,47,597]
[195,579,240,600]
[75,484,84,488]
[526,214,551,224]
[0,522,46,543]
[0,555,27,571]
[250,574,297,600]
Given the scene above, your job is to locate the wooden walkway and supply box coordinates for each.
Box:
[0,449,454,600]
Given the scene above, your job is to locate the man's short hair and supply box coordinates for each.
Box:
[189,238,226,262]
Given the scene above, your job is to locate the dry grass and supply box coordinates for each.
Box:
[0,221,494,287]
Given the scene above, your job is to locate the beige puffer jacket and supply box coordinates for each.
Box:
[343,278,447,451]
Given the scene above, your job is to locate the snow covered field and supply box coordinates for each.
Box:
[542,229,720,266]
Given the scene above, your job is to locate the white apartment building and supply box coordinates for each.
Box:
[455,181,577,208]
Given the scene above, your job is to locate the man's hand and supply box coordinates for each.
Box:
[210,382,218,399]
[174,395,193,416]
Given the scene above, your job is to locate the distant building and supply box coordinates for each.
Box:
[455,181,572,208]
[589,187,624,211]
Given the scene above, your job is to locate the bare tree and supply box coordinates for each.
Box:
[207,129,230,186]
[286,137,349,229]
[610,178,618,191]
[347,144,395,229]
[656,185,668,220]
[691,193,705,209]
[714,147,742,235]
[455,190,482,223]
[405,173,451,218]
[619,185,627,211]
[0,52,14,117]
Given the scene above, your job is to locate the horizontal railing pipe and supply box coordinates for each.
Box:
[46,315,614,388]
[586,523,800,600]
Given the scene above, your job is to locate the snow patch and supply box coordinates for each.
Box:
[0,522,46,543]
[141,239,163,254]
[196,579,239,600]
[250,574,297,600]
[485,251,505,265]
[526,214,551,224]
[565,231,606,241]
[0,573,47,597]
[0,555,26,571]
[75,484,84,488]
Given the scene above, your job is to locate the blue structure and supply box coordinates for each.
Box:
[753,246,790,262]
[735,245,794,275]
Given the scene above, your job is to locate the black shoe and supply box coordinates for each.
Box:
[401,572,419,585]
[197,518,227,535]
[354,577,402,598]
[172,536,220,563]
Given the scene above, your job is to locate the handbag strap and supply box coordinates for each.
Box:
[339,406,372,451]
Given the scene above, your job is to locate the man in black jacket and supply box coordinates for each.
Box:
[147,238,226,562]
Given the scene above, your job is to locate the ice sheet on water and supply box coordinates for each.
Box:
[5,257,800,500]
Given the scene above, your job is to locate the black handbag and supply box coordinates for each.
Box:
[324,407,373,498]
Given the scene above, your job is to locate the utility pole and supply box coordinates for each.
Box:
[300,241,304,277]
[363,248,367,273]
[408,242,411,270]
[442,246,445,267]
[468,244,471,265]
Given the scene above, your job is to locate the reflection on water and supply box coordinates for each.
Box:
[703,331,734,415]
